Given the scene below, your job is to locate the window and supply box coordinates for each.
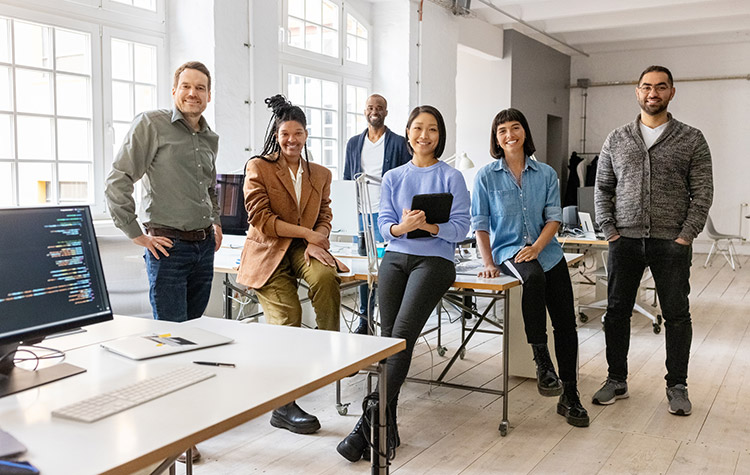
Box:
[287,0,339,57]
[288,73,339,174]
[281,1,372,177]
[0,16,94,206]
[110,0,157,11]
[109,37,158,159]
[346,13,367,65]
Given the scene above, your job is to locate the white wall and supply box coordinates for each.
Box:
[455,45,509,190]
[570,43,750,248]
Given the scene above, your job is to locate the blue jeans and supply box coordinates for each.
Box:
[605,237,692,387]
[357,213,382,318]
[144,235,216,322]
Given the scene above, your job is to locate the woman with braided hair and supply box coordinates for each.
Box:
[237,94,342,434]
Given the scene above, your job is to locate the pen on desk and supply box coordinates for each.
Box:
[193,361,236,368]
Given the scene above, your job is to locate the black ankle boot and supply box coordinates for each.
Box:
[557,381,590,427]
[336,414,368,462]
[531,343,563,397]
[361,393,397,462]
[270,401,320,434]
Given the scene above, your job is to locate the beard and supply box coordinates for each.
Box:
[639,98,669,116]
[366,115,385,128]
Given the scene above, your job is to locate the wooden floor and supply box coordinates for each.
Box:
[186,253,750,474]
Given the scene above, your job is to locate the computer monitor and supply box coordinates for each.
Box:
[0,206,113,398]
[216,174,249,235]
[330,180,359,237]
[577,186,598,230]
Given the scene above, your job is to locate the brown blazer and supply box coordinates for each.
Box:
[236,154,333,289]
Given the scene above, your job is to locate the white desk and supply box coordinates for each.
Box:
[0,316,404,475]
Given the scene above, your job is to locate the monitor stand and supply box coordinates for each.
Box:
[0,343,86,398]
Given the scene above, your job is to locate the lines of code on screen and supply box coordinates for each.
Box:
[0,207,108,334]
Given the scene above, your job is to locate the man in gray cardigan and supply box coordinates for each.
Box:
[593,65,713,416]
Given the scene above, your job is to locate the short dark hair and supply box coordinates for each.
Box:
[489,108,536,159]
[405,105,447,158]
[638,65,673,86]
[173,61,212,91]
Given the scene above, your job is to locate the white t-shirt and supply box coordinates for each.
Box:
[640,120,668,150]
[361,133,385,213]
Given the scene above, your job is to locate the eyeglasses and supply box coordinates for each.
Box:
[638,83,671,93]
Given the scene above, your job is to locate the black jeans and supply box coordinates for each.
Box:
[605,237,692,387]
[500,256,579,382]
[377,251,456,404]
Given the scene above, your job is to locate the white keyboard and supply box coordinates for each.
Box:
[52,366,215,423]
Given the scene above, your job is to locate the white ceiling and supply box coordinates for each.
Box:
[434,0,750,56]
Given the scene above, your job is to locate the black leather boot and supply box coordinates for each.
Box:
[557,381,590,427]
[270,401,320,434]
[362,393,397,462]
[531,343,563,397]
[336,414,368,462]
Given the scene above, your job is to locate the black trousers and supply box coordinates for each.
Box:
[500,255,579,382]
[605,237,692,387]
[377,251,456,404]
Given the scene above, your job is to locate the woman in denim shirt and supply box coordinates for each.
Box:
[471,108,589,427]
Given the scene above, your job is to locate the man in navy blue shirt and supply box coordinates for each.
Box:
[343,94,410,334]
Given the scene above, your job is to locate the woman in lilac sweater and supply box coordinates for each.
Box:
[337,105,470,463]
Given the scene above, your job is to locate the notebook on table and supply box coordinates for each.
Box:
[101,327,233,360]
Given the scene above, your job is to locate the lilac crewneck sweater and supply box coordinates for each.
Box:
[378,161,470,262]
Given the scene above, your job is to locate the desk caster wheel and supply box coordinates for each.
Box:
[336,403,350,416]
[657,314,663,325]
[653,323,661,334]
[498,421,508,436]
[437,345,447,357]
[579,313,589,323]
[459,347,467,359]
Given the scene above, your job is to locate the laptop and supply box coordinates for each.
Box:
[101,327,233,360]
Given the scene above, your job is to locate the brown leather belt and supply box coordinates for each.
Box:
[146,226,213,242]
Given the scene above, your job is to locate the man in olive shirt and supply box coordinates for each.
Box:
[105,61,222,323]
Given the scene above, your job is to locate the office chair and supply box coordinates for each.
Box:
[578,250,662,334]
[704,216,743,271]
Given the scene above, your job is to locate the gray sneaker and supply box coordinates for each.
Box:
[666,384,692,416]
[592,379,629,405]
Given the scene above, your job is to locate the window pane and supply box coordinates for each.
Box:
[14,21,53,69]
[323,139,335,166]
[58,162,91,202]
[134,84,156,115]
[18,162,53,205]
[357,22,367,38]
[55,28,90,74]
[0,18,10,63]
[347,14,355,35]
[307,108,321,137]
[57,74,92,118]
[17,116,54,160]
[322,1,337,29]
[0,162,11,206]
[304,23,321,53]
[0,66,11,111]
[15,69,53,114]
[306,138,321,165]
[111,0,134,4]
[323,110,336,138]
[346,112,355,139]
[133,43,156,84]
[346,34,354,61]
[306,0,322,24]
[112,121,131,157]
[288,17,304,50]
[305,77,321,108]
[111,39,133,81]
[357,37,368,64]
[322,80,337,109]
[289,0,304,18]
[356,86,367,111]
[356,114,367,134]
[322,27,337,57]
[346,85,356,113]
[287,74,304,104]
[57,118,91,161]
[132,0,157,11]
[0,114,12,158]
[112,81,134,121]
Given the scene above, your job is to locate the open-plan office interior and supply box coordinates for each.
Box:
[1,0,750,473]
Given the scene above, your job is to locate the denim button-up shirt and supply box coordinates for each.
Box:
[471,157,564,272]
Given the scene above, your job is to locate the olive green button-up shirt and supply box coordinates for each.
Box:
[105,107,220,239]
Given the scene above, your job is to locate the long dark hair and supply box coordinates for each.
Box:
[254,94,310,170]
[489,108,536,159]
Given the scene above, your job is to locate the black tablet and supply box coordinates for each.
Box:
[407,192,453,239]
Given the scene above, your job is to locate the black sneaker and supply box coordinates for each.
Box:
[592,379,628,405]
[666,384,692,416]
